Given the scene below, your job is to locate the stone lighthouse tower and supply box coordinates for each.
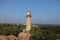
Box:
[26,10,31,32]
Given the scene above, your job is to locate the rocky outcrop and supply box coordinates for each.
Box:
[0,35,18,40]
[8,35,18,40]
[18,32,31,40]
[0,32,31,40]
[0,35,9,40]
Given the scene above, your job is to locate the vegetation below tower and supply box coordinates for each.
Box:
[0,23,60,40]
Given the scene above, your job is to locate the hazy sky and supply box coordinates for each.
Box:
[0,0,60,24]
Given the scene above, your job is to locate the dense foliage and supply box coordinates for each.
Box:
[0,23,60,40]
[0,23,25,36]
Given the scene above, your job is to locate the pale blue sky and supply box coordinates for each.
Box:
[0,0,60,24]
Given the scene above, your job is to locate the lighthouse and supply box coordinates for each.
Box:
[26,10,31,32]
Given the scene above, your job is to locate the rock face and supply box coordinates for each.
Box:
[0,35,18,40]
[0,35,9,40]
[18,32,31,40]
[0,33,31,40]
[8,35,18,40]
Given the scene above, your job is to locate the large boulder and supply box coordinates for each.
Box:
[8,35,18,40]
[0,35,9,40]
[18,32,31,40]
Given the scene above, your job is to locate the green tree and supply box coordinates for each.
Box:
[30,27,44,40]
